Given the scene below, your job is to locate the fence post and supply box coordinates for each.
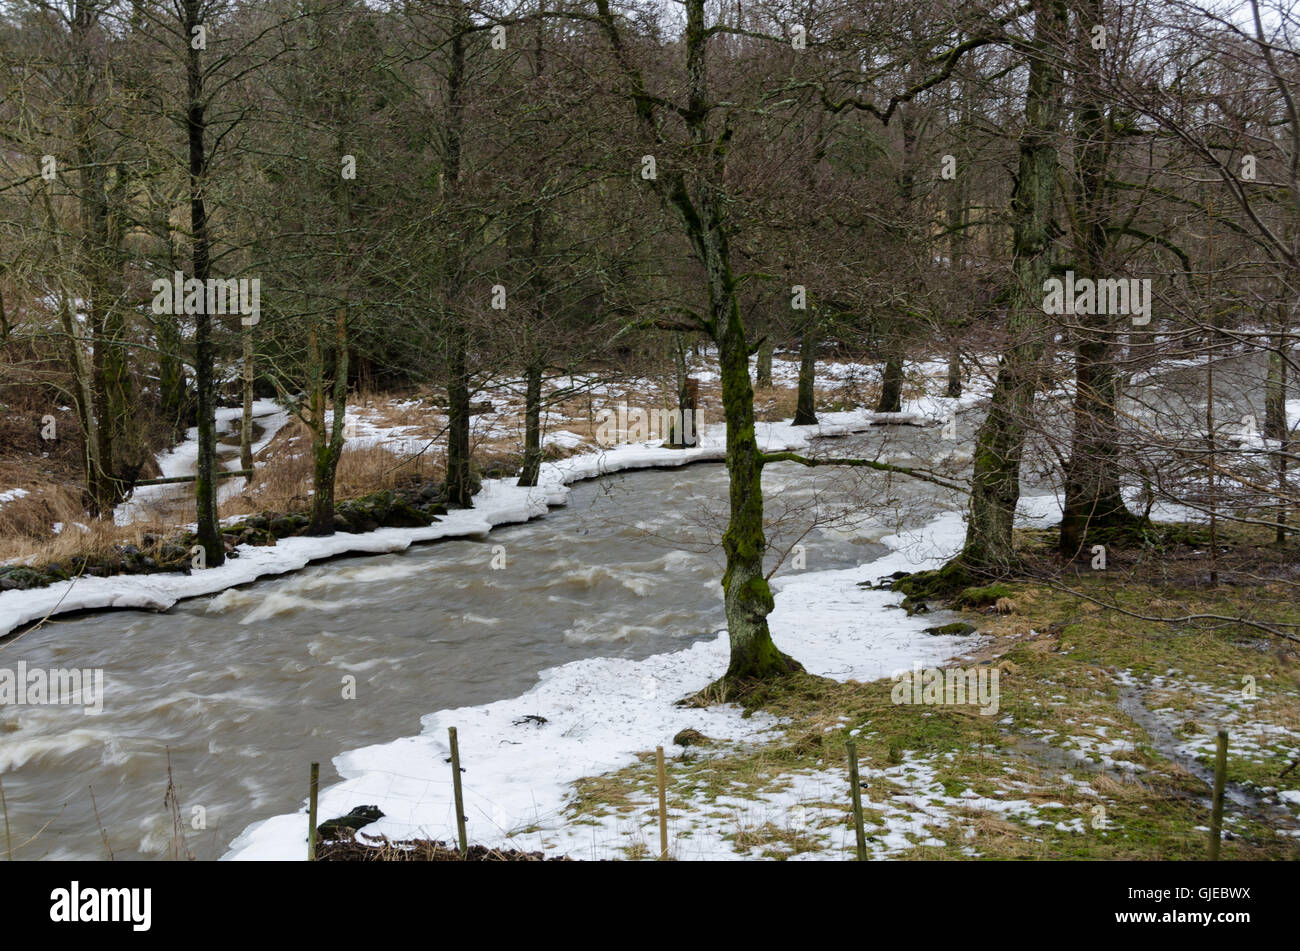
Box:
[449,727,468,858]
[0,775,11,861]
[656,746,669,860]
[847,741,867,861]
[307,762,319,862]
[1209,729,1228,860]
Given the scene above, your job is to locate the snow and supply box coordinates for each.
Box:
[0,488,31,506]
[114,400,291,525]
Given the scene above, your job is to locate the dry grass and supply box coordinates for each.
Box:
[753,386,798,421]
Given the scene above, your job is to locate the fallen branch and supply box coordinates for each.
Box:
[759,450,968,494]
[1044,580,1300,644]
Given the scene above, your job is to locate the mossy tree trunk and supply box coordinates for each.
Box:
[684,1,797,682]
[594,0,799,682]
[1059,0,1138,558]
[959,0,1067,573]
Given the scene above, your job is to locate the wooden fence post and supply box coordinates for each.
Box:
[656,746,669,860]
[449,727,468,858]
[307,762,319,862]
[847,741,867,861]
[1209,729,1227,860]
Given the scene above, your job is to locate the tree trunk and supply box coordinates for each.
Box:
[158,312,188,442]
[793,323,818,425]
[517,362,544,486]
[665,334,696,448]
[755,332,774,388]
[960,0,1066,573]
[876,350,903,413]
[441,8,474,508]
[1058,0,1137,558]
[595,0,798,682]
[308,309,348,535]
[683,0,797,684]
[1266,303,1289,543]
[240,326,254,477]
[946,345,962,398]
[717,296,794,681]
[444,326,474,505]
[185,0,223,566]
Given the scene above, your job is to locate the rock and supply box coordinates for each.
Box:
[922,622,977,637]
[901,597,930,616]
[0,567,51,590]
[317,805,385,839]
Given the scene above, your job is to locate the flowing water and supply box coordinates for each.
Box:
[0,422,967,860]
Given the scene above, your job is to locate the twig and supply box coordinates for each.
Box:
[89,785,114,861]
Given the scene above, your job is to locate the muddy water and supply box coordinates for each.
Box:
[0,421,968,860]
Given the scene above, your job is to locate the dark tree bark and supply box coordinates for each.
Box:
[441,5,474,508]
[755,333,774,388]
[1058,0,1139,558]
[959,0,1067,573]
[517,361,545,485]
[594,0,799,682]
[876,351,904,413]
[184,0,223,566]
[793,323,818,425]
[307,309,348,535]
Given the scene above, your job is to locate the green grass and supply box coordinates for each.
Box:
[561,526,1300,859]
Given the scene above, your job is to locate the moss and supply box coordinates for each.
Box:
[954,584,1015,609]
[892,560,977,602]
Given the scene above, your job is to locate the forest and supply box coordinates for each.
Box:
[0,0,1297,864]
